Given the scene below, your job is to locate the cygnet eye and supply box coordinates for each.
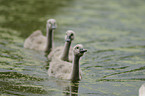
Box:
[76,47,79,49]
[71,34,73,36]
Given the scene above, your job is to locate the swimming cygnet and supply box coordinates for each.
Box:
[139,83,145,96]
[48,30,75,62]
[48,44,87,81]
[24,19,57,52]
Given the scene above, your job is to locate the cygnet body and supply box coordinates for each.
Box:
[24,19,57,52]
[48,30,75,62]
[48,44,87,81]
[139,83,145,96]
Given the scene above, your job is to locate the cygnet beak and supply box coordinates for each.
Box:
[51,24,56,29]
[80,49,87,53]
[65,35,71,42]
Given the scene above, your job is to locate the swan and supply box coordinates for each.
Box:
[139,83,145,96]
[48,44,87,81]
[24,19,57,52]
[48,30,75,62]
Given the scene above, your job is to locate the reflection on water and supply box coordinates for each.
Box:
[63,81,79,96]
[0,0,145,96]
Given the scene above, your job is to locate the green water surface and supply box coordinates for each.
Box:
[0,0,145,96]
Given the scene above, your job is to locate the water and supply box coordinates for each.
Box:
[0,0,145,96]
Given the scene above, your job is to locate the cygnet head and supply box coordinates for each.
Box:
[73,44,87,57]
[65,30,75,42]
[47,19,57,30]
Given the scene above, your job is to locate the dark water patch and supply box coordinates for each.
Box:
[0,41,8,46]
[97,78,145,82]
[106,66,129,70]
[0,90,25,96]
[95,49,115,53]
[102,66,145,78]
[118,54,138,60]
[0,81,47,95]
[0,53,23,60]
[0,72,43,81]
[86,92,110,96]
[83,65,103,70]
[0,61,10,65]
[123,45,145,49]
[0,0,73,38]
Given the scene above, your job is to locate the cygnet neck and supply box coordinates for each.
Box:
[71,55,81,82]
[45,27,54,53]
[60,41,71,61]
